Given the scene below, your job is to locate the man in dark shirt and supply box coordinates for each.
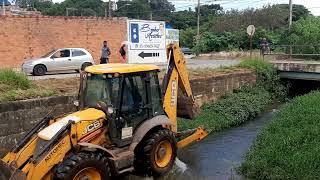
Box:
[260,38,269,55]
[100,41,111,64]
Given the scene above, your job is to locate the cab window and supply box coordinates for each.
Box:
[120,73,148,128]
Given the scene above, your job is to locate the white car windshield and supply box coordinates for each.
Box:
[41,49,57,58]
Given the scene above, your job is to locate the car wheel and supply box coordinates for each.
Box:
[81,62,92,71]
[33,65,46,76]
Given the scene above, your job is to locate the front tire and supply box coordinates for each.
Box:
[54,152,111,180]
[134,129,177,177]
[33,65,46,76]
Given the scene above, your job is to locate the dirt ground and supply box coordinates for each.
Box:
[36,78,80,96]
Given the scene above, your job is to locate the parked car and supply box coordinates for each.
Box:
[21,48,95,76]
[181,47,193,55]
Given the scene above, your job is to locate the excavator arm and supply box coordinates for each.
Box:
[162,44,208,147]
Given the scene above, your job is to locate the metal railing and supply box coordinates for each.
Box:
[262,45,320,60]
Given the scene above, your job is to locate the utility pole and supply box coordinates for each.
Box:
[289,0,293,59]
[197,0,200,43]
[105,3,107,17]
[108,0,112,17]
[2,0,5,16]
[289,0,293,32]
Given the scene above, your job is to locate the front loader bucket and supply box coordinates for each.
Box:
[0,161,26,180]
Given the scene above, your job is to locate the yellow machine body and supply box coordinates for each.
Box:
[0,44,208,180]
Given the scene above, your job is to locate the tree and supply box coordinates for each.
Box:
[149,0,174,12]
[180,27,197,48]
[169,10,197,29]
[286,16,320,58]
[196,4,222,23]
[276,4,310,21]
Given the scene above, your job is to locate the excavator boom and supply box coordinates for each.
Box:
[162,44,208,146]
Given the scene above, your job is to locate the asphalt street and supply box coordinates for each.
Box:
[26,58,240,80]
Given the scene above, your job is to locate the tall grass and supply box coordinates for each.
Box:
[0,69,32,90]
[238,58,288,100]
[178,86,272,132]
[0,69,54,102]
[178,58,285,132]
[239,91,320,179]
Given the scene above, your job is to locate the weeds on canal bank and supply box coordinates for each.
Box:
[239,91,320,179]
[178,58,287,132]
[0,69,55,102]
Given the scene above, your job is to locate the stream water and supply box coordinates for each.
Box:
[122,109,277,180]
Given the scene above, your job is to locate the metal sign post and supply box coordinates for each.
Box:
[247,25,255,58]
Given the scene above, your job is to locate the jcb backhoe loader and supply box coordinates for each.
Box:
[0,44,208,180]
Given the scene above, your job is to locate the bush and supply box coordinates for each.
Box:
[178,85,272,132]
[285,16,320,59]
[239,91,320,179]
[0,69,55,102]
[178,58,287,132]
[238,58,288,99]
[0,69,32,90]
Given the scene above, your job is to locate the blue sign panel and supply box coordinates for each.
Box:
[130,23,139,43]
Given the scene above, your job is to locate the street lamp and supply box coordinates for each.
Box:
[66,7,78,16]
[109,3,130,17]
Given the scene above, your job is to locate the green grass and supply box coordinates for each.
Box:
[0,69,55,102]
[239,91,320,180]
[178,86,272,132]
[0,69,32,90]
[178,58,287,133]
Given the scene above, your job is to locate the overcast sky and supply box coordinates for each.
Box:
[51,0,320,16]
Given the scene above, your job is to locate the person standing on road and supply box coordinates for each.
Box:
[100,41,111,64]
[260,38,269,56]
[119,41,129,63]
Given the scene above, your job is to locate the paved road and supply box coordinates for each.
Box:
[27,58,240,80]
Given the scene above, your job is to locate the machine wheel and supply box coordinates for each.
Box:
[81,62,92,71]
[33,65,46,76]
[54,152,111,180]
[134,129,177,177]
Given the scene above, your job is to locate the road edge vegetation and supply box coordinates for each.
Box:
[178,58,287,132]
[239,91,320,179]
[0,69,55,102]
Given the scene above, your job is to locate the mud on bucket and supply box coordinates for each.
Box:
[0,160,26,180]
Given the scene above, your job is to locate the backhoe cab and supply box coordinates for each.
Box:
[0,44,208,180]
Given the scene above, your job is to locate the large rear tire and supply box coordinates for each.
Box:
[54,152,111,180]
[134,129,177,177]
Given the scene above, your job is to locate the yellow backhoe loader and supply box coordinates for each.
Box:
[0,44,208,180]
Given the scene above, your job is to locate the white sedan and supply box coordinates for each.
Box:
[22,48,95,76]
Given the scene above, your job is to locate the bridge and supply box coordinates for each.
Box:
[265,45,320,81]
[271,60,320,81]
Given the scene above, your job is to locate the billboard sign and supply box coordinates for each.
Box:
[127,20,167,63]
[166,28,179,46]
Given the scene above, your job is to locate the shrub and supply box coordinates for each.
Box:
[0,69,32,90]
[0,69,55,102]
[178,58,287,132]
[178,85,272,132]
[285,16,320,59]
[238,58,288,99]
[239,91,320,179]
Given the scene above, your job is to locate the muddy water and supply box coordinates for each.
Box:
[122,109,276,180]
